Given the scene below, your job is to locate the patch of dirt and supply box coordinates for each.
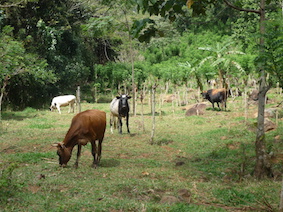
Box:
[226,142,241,150]
[160,195,180,204]
[116,187,169,203]
[28,185,41,194]
[141,188,191,205]
[33,144,54,152]
[160,145,178,154]
[1,142,54,154]
[117,153,131,159]
[270,154,283,164]
[82,150,92,157]
[1,145,19,153]
[139,153,152,158]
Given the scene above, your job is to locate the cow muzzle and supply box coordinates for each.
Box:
[60,164,67,168]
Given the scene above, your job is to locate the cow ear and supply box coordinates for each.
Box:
[52,143,65,149]
[116,96,121,99]
[127,96,131,99]
[52,143,59,148]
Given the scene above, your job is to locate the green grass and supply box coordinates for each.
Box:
[1,91,283,211]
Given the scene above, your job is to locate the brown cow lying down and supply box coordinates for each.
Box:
[201,88,227,111]
[52,109,106,168]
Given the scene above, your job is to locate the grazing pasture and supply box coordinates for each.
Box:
[1,91,283,211]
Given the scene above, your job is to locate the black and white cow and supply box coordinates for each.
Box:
[110,94,131,134]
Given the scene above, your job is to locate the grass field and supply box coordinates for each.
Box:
[1,91,283,211]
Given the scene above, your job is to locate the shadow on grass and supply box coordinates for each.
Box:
[53,159,121,169]
[1,111,37,121]
[132,111,167,116]
[100,158,120,168]
[206,107,231,112]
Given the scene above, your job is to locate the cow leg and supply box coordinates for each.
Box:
[126,115,130,134]
[56,105,61,114]
[110,114,114,134]
[68,103,71,113]
[219,101,225,111]
[118,117,122,134]
[114,117,117,130]
[97,139,103,165]
[91,141,98,168]
[216,102,220,110]
[55,103,61,114]
[74,145,82,168]
[71,102,74,113]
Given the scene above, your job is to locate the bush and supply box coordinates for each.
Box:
[22,107,37,113]
[97,96,113,103]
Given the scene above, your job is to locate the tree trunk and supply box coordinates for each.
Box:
[195,73,203,91]
[244,86,248,123]
[140,84,146,132]
[131,47,136,116]
[76,85,81,113]
[0,76,9,125]
[254,0,273,179]
[254,82,272,179]
[224,0,273,180]
[279,177,283,211]
[123,10,136,116]
[150,84,157,145]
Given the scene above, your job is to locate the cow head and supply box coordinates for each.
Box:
[52,142,71,167]
[117,94,131,116]
[50,103,57,111]
[201,91,208,99]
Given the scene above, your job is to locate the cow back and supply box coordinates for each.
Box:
[52,95,76,104]
[63,109,106,146]
[110,98,119,116]
[205,88,227,102]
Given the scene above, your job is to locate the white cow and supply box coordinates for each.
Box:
[50,95,76,114]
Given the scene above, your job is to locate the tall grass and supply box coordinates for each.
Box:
[0,91,282,211]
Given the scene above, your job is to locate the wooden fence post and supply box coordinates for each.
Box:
[76,85,81,113]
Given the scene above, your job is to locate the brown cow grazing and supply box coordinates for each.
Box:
[52,109,106,168]
[201,88,227,111]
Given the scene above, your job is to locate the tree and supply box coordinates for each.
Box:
[262,13,283,87]
[198,39,245,88]
[1,0,114,107]
[220,0,275,179]
[179,61,204,91]
[133,0,281,179]
[0,26,56,122]
[82,0,142,113]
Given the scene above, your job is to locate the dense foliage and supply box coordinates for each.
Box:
[0,0,282,109]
